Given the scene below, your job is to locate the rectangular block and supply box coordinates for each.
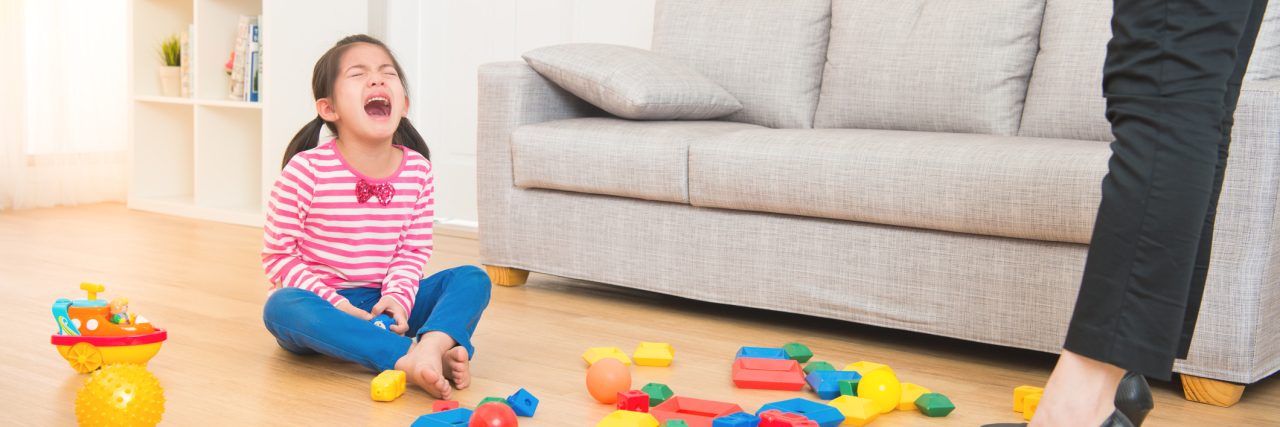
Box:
[412,408,473,427]
[736,347,790,360]
[713,411,761,427]
[652,396,745,427]
[732,358,806,391]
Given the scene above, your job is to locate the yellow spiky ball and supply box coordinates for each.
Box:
[74,363,165,427]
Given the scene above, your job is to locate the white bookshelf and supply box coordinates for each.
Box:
[127,0,367,227]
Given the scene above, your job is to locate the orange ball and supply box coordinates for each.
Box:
[586,357,631,403]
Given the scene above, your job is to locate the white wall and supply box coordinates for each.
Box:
[380,0,655,227]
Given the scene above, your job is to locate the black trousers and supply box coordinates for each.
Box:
[1064,0,1270,381]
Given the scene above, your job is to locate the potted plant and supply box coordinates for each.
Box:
[156,33,181,97]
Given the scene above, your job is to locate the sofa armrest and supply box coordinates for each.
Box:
[476,61,602,265]
[1178,80,1280,382]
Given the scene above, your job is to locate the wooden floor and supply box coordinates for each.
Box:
[3,204,1279,426]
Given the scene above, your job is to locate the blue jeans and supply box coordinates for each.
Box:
[262,265,491,372]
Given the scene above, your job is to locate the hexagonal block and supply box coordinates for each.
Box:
[1014,385,1044,412]
[755,398,843,427]
[585,347,634,366]
[914,393,955,417]
[828,395,879,427]
[732,358,806,391]
[897,383,931,411]
[371,370,406,402]
[838,379,859,397]
[1023,393,1041,421]
[757,409,818,427]
[634,342,676,367]
[804,370,862,400]
[642,383,675,406]
[411,408,472,427]
[712,411,761,427]
[599,410,660,427]
[507,388,539,417]
[802,361,835,375]
[842,361,894,377]
[735,347,789,360]
[479,396,510,407]
[660,421,690,427]
[651,396,743,427]
[433,400,460,413]
[781,343,813,363]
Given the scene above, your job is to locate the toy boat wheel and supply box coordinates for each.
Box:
[66,342,102,373]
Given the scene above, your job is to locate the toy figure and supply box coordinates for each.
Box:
[109,297,130,325]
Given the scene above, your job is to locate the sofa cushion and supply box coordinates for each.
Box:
[1018,0,1113,142]
[521,43,743,120]
[688,129,1112,244]
[813,0,1045,136]
[651,0,831,129]
[511,118,764,204]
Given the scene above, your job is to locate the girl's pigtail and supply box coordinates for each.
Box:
[394,117,431,161]
[282,116,327,169]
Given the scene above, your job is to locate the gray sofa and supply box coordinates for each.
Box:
[477,0,1280,401]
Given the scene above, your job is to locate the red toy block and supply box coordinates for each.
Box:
[651,396,744,427]
[732,358,806,391]
[433,400,459,413]
[617,390,651,413]
[757,409,816,427]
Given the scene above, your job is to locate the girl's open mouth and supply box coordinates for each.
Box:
[364,97,391,117]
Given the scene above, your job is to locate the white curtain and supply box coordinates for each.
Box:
[0,0,128,211]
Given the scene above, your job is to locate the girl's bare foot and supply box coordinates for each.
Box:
[443,345,472,389]
[1029,350,1126,427]
[394,332,455,399]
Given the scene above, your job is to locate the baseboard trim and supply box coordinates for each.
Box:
[435,218,478,240]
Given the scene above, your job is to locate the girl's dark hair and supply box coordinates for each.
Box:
[282,34,429,169]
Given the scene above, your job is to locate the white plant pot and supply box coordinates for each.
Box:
[158,66,181,97]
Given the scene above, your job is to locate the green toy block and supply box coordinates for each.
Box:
[838,378,860,396]
[660,421,689,427]
[914,393,955,417]
[782,343,813,363]
[478,396,511,407]
[641,382,675,406]
[803,361,836,374]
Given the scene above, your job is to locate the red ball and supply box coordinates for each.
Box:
[586,358,631,403]
[469,402,518,427]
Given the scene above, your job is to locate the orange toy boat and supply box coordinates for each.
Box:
[51,282,166,373]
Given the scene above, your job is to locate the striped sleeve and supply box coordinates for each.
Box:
[381,163,435,313]
[262,156,348,307]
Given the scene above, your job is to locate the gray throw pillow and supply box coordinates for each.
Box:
[522,43,743,120]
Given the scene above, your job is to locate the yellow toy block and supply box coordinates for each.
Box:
[1023,393,1042,421]
[1013,385,1044,412]
[597,410,659,427]
[856,369,902,414]
[584,347,634,367]
[830,395,880,426]
[371,370,406,402]
[897,383,932,411]
[633,342,675,367]
[842,361,894,377]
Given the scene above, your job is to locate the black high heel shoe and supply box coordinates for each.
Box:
[981,409,1134,427]
[1115,371,1154,427]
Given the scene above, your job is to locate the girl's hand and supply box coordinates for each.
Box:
[371,296,410,335]
[336,300,374,321]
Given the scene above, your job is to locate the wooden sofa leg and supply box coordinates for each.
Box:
[485,265,530,287]
[1181,374,1245,407]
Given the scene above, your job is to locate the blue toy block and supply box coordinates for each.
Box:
[506,388,539,417]
[804,370,863,400]
[735,347,789,360]
[713,411,761,427]
[756,398,844,427]
[411,408,473,427]
[370,314,395,330]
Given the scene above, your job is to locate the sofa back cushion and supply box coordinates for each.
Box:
[651,0,831,129]
[813,0,1046,136]
[1021,0,1278,141]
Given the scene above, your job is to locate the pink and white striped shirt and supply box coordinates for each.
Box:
[262,140,434,313]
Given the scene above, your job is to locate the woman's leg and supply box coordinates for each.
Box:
[262,287,412,372]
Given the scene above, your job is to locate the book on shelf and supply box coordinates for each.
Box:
[247,24,259,102]
[228,15,256,101]
[179,26,191,98]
